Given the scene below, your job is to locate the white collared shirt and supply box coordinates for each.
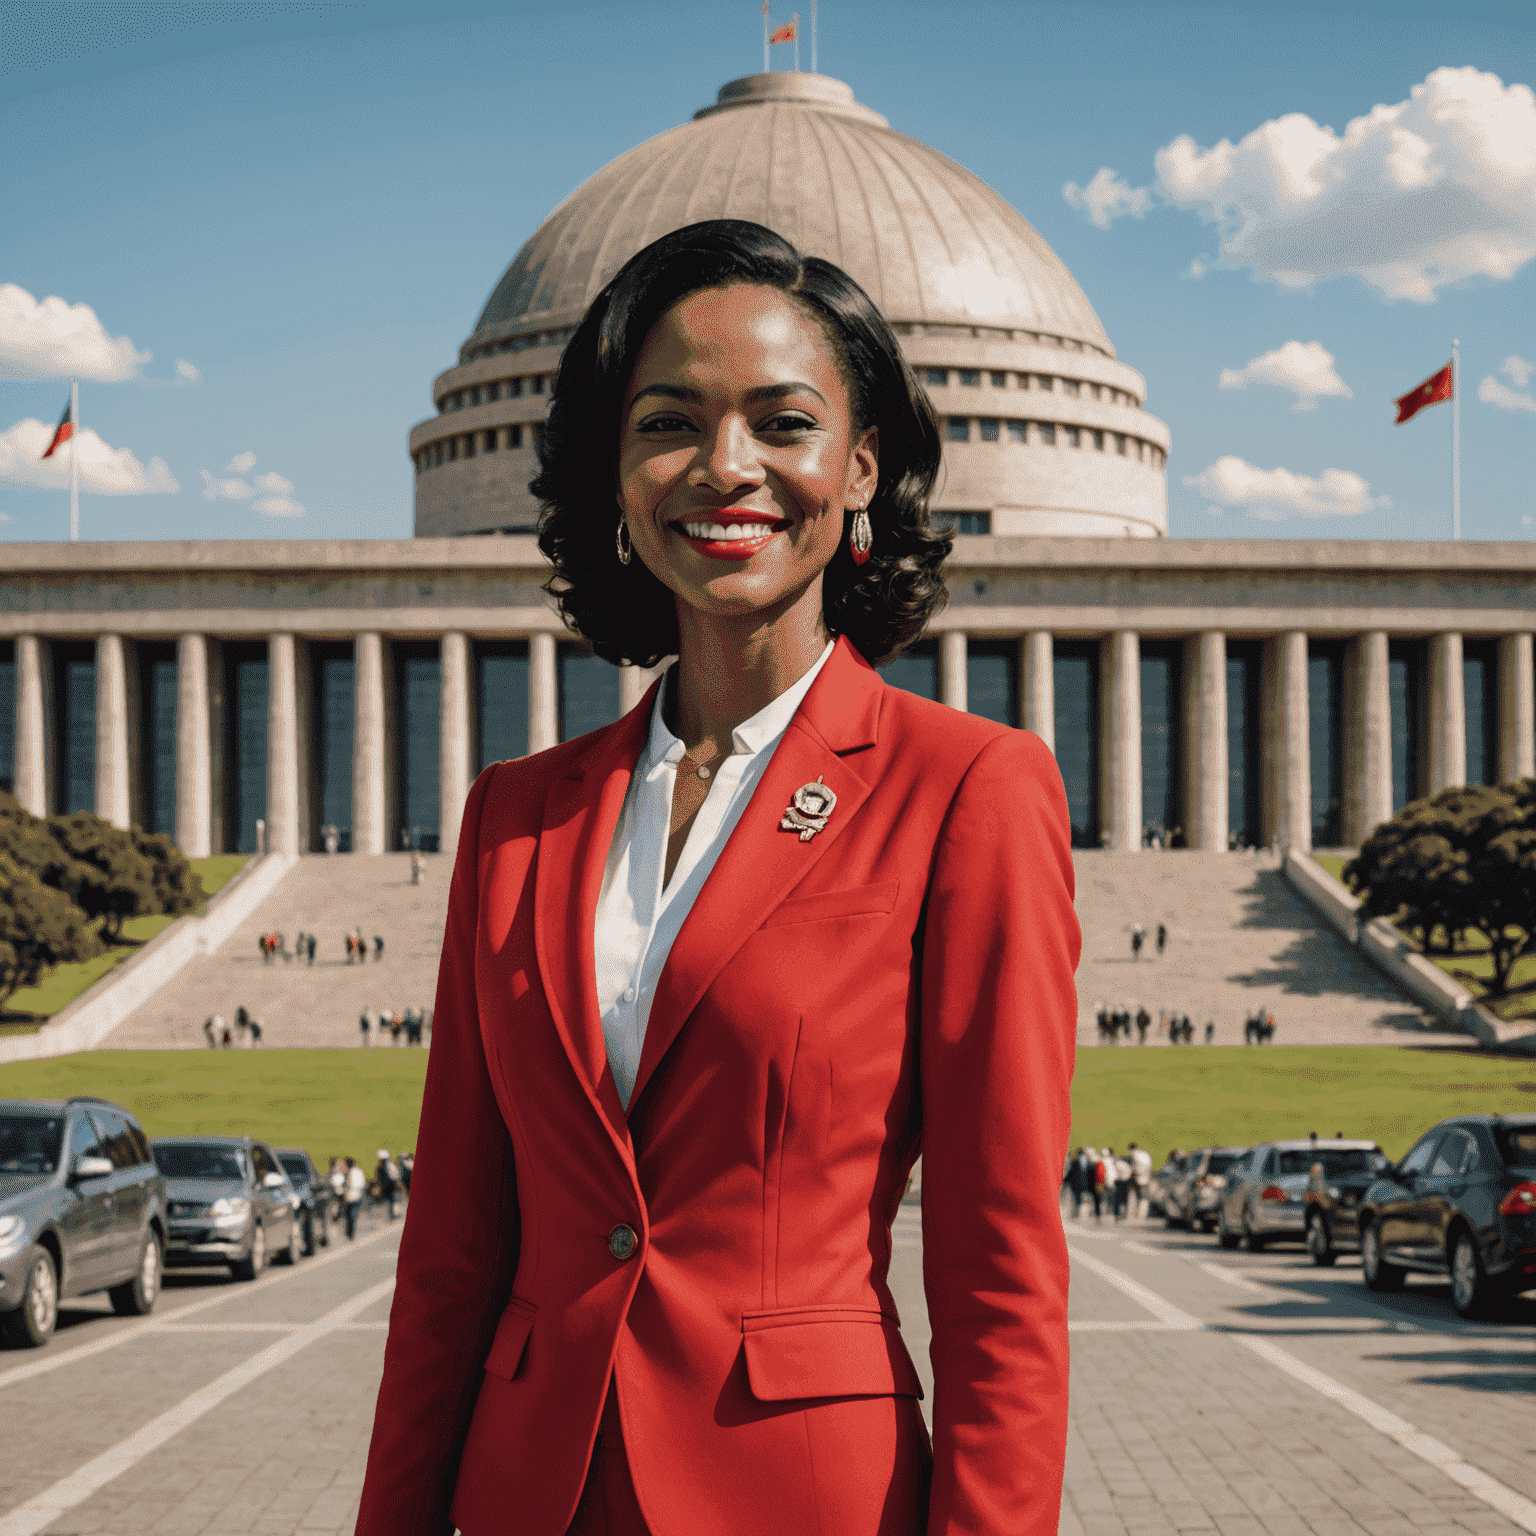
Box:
[594,641,836,1108]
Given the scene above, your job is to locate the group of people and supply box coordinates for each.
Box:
[1244,1010,1279,1044]
[325,1149,414,1238]
[1128,921,1169,961]
[254,929,385,966]
[358,1006,430,1047]
[1063,1143,1153,1221]
[346,929,385,964]
[202,1006,263,1047]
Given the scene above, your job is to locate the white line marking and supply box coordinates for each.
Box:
[1189,1259,1329,1303]
[1066,1246,1203,1330]
[338,1321,389,1331]
[1062,1226,1123,1242]
[152,1322,301,1334]
[1120,1241,1163,1256]
[1069,1320,1183,1333]
[0,1276,395,1536]
[0,1223,397,1393]
[1234,1333,1536,1535]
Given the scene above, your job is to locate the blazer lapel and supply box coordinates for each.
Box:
[532,686,656,1154]
[629,639,883,1108]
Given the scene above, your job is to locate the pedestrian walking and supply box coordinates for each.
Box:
[1112,1150,1132,1220]
[391,1011,405,1047]
[1204,1019,1215,1044]
[411,852,422,886]
[234,1006,249,1046]
[260,932,271,965]
[249,1016,263,1046]
[221,1023,232,1048]
[374,934,385,963]
[1096,1147,1116,1221]
[1156,922,1167,956]
[344,1157,365,1239]
[399,1152,413,1194]
[359,1009,372,1048]
[375,1148,400,1220]
[307,933,317,965]
[1065,1147,1091,1218]
[1134,1005,1150,1045]
[202,1016,216,1048]
[1131,923,1144,960]
[1129,1142,1152,1220]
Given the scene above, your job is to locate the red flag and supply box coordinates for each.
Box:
[769,17,797,41]
[1394,362,1452,424]
[40,397,73,459]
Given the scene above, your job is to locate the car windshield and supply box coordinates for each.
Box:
[1278,1149,1376,1176]
[0,1113,65,1175]
[154,1144,246,1181]
[1494,1128,1536,1168]
[1208,1153,1243,1175]
[278,1155,310,1183]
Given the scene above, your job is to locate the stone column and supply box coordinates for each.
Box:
[93,634,131,830]
[1427,632,1466,793]
[175,634,211,857]
[1269,631,1310,850]
[1343,632,1392,846]
[529,632,558,752]
[1022,631,1053,750]
[14,635,51,817]
[939,631,967,714]
[1099,630,1140,850]
[439,632,471,858]
[1183,631,1226,851]
[265,634,300,857]
[1497,633,1535,782]
[353,632,387,855]
[618,659,670,718]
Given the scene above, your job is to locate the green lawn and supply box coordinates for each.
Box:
[0,856,251,1035]
[1313,853,1348,883]
[1071,1045,1536,1161]
[0,1049,429,1170]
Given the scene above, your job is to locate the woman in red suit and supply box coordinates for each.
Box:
[357,220,1079,1536]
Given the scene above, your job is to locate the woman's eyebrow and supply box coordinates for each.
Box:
[628,381,829,408]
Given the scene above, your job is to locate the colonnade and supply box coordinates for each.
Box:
[10,625,1535,860]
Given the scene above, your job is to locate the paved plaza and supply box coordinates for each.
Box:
[2,1200,1531,1536]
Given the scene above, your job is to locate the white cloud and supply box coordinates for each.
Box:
[253,496,305,517]
[1062,168,1153,229]
[1186,456,1388,519]
[1479,373,1536,414]
[0,284,152,381]
[175,358,201,384]
[224,451,257,474]
[254,470,293,494]
[1218,340,1352,410]
[0,418,178,495]
[202,469,255,501]
[1070,68,1536,302]
[201,454,306,516]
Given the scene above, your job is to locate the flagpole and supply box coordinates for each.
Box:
[761,0,769,70]
[793,13,799,69]
[811,0,817,71]
[1451,339,1460,541]
[70,378,79,543]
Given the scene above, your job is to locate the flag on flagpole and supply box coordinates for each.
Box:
[769,16,797,41]
[1394,363,1453,424]
[40,397,73,459]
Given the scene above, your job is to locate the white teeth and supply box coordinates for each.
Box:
[681,521,776,541]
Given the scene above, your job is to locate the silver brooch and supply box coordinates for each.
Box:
[780,776,837,841]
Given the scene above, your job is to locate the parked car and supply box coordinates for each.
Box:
[275,1147,332,1255]
[1217,1138,1384,1253]
[1149,1151,1186,1218]
[153,1136,300,1280]
[0,1096,167,1347]
[1358,1115,1536,1317]
[1304,1141,1392,1264]
[1164,1146,1247,1231]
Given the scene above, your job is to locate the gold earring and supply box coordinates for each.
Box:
[615,515,632,566]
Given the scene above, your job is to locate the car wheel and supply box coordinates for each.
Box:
[1218,1212,1241,1250]
[1450,1230,1493,1319]
[318,1212,329,1248]
[1361,1220,1406,1292]
[1243,1214,1266,1253]
[1200,1218,1216,1234]
[231,1222,266,1282]
[0,1247,58,1348]
[1306,1213,1337,1268]
[1164,1206,1186,1231]
[301,1213,317,1257]
[109,1232,161,1316]
[277,1220,300,1266]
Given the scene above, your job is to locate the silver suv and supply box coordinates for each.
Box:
[0,1097,168,1347]
[153,1137,300,1279]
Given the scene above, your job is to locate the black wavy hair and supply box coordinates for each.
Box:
[532,219,949,668]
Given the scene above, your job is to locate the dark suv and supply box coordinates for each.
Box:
[1358,1114,1536,1317]
[153,1137,300,1280]
[275,1148,332,1255]
[0,1097,168,1347]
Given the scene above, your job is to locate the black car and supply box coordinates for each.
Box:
[275,1147,333,1255]
[0,1097,168,1347]
[1358,1114,1536,1317]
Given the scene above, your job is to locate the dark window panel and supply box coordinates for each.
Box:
[946,417,970,442]
[395,642,440,851]
[1308,642,1344,845]
[1226,643,1262,849]
[978,417,1000,442]
[1389,640,1423,810]
[925,368,947,386]
[1463,641,1498,786]
[967,640,1017,727]
[140,643,179,837]
[958,369,981,386]
[1140,642,1182,845]
[225,643,268,853]
[477,641,529,769]
[1053,643,1099,848]
[558,644,620,742]
[881,640,937,701]
[0,642,14,792]
[313,643,354,850]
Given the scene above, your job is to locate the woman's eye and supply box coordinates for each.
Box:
[759,413,817,434]
[635,413,695,433]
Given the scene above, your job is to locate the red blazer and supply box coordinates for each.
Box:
[357,636,1079,1536]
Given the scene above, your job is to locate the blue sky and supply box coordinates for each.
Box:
[1,0,1531,543]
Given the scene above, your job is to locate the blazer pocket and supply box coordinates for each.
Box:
[741,1306,923,1401]
[483,1294,537,1381]
[761,880,900,929]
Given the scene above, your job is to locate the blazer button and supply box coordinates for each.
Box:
[607,1223,639,1261]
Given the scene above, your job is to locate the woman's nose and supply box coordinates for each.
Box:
[689,415,764,492]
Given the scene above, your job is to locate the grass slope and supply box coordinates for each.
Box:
[0,1049,428,1170]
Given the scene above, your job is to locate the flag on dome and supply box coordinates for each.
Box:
[40,397,73,459]
[1394,362,1453,424]
[769,16,797,41]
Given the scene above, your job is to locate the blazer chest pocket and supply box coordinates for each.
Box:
[483,1295,537,1381]
[741,1306,923,1401]
[762,880,899,929]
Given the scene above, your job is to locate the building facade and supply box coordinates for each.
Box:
[2,538,1532,860]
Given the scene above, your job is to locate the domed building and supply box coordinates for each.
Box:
[409,72,1169,539]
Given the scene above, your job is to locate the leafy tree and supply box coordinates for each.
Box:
[130,827,204,918]
[0,792,91,897]
[1345,780,1536,997]
[45,813,157,943]
[0,851,103,1007]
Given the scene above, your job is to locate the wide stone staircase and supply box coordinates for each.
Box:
[102,853,451,1049]
[1071,849,1469,1048]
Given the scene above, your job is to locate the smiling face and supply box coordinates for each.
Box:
[616,283,878,635]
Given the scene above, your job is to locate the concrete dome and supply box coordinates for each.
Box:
[470,72,1112,353]
[410,74,1169,540]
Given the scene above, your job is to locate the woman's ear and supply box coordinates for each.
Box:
[848,425,879,509]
